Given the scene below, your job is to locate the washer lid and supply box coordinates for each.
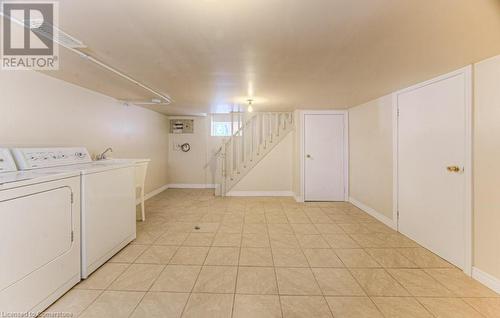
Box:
[36,160,135,175]
[0,171,31,184]
[0,149,17,173]
[0,169,80,188]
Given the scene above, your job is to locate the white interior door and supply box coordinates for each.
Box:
[397,70,470,269]
[304,114,345,201]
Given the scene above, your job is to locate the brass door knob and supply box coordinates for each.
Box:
[446,166,461,173]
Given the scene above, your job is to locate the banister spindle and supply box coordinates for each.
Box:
[242,120,245,166]
[251,117,255,161]
[269,113,272,143]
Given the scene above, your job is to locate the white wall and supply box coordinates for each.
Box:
[292,110,301,199]
[231,132,294,194]
[473,55,500,281]
[167,116,214,186]
[348,96,393,219]
[0,70,169,194]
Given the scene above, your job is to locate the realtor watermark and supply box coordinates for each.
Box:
[0,312,72,317]
[1,1,59,70]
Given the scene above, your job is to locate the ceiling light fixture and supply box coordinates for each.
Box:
[247,99,254,113]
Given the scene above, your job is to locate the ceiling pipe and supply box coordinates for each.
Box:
[0,10,173,104]
[70,48,173,104]
[118,99,207,117]
[118,99,170,106]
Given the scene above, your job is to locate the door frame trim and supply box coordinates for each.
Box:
[392,66,473,275]
[299,110,349,202]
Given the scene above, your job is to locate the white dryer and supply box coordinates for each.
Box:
[0,148,81,314]
[12,147,136,278]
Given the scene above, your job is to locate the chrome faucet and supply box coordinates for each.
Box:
[96,147,113,160]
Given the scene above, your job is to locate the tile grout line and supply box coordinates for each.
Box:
[299,213,338,318]
[66,193,498,318]
[126,289,149,318]
[69,288,106,317]
[76,262,133,316]
[265,210,285,318]
[177,219,212,318]
[314,206,387,317]
[229,220,243,318]
[126,222,194,317]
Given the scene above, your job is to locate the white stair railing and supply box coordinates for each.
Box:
[215,112,294,196]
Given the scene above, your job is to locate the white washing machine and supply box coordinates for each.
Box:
[0,148,81,314]
[12,147,137,278]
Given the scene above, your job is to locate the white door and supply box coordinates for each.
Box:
[304,114,345,201]
[397,70,470,269]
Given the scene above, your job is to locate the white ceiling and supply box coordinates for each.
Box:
[42,0,500,115]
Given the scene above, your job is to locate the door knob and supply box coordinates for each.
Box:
[306,154,311,158]
[446,166,461,173]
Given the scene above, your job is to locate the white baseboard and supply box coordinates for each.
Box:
[472,267,500,294]
[226,190,294,197]
[294,194,304,203]
[167,184,217,189]
[136,184,169,205]
[136,183,217,204]
[349,197,397,230]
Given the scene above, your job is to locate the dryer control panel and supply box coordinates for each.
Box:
[12,147,92,170]
[0,149,17,173]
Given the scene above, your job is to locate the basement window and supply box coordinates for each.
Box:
[211,122,232,137]
[211,114,240,137]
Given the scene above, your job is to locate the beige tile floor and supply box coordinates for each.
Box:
[44,189,500,318]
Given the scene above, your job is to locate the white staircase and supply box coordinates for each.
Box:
[215,112,294,196]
